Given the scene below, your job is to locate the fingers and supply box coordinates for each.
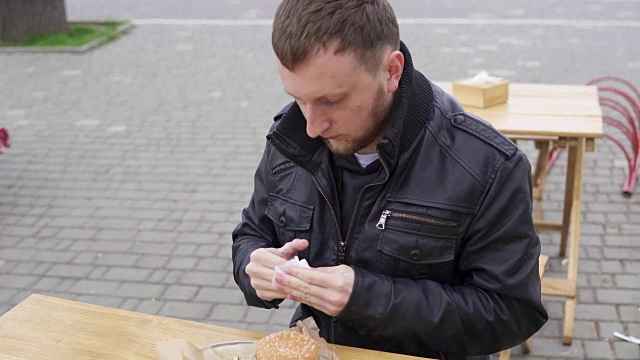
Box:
[277,239,309,259]
[287,266,353,290]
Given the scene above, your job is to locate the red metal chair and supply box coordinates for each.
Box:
[0,126,10,154]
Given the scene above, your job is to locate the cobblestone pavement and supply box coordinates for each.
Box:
[1,1,639,359]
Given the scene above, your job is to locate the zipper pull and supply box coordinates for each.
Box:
[376,210,391,229]
[338,241,347,264]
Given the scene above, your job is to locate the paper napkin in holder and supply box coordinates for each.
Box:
[452,71,509,108]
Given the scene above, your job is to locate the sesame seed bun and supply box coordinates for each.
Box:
[255,331,320,360]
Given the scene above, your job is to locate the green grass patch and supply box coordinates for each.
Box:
[0,21,123,47]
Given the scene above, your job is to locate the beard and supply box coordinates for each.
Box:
[323,85,393,156]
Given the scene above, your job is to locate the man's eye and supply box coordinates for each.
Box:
[321,98,340,106]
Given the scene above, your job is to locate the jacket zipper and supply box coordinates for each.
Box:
[268,142,345,345]
[376,210,459,229]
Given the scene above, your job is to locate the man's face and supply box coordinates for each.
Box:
[277,45,396,155]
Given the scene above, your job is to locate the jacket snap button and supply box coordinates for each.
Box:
[410,249,421,260]
[279,216,287,227]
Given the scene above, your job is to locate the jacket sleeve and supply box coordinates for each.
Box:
[231,142,283,309]
[336,151,548,356]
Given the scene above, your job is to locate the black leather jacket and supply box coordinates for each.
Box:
[232,43,547,360]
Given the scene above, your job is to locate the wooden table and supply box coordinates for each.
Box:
[437,82,604,345]
[0,294,428,360]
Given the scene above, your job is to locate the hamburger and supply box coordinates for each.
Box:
[255,331,320,360]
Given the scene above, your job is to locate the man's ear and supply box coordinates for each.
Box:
[385,50,404,93]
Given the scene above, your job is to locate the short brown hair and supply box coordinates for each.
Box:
[272,0,400,73]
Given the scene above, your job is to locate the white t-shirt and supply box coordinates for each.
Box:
[354,152,380,168]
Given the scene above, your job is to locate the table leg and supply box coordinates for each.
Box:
[562,138,585,345]
[559,139,578,257]
[533,141,550,220]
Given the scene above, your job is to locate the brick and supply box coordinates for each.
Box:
[196,258,229,272]
[103,267,152,282]
[166,257,198,270]
[603,247,640,260]
[94,229,137,241]
[95,253,139,266]
[622,261,640,273]
[32,277,62,291]
[173,244,198,256]
[137,255,170,268]
[75,295,123,308]
[618,305,640,322]
[615,274,640,289]
[11,262,38,274]
[116,283,166,298]
[595,289,638,304]
[195,245,219,257]
[55,279,77,292]
[578,288,595,303]
[68,240,93,251]
[121,298,139,311]
[69,280,120,295]
[56,228,97,240]
[0,275,39,289]
[599,260,623,273]
[0,248,35,261]
[245,307,273,323]
[48,264,93,278]
[572,320,598,340]
[210,304,246,322]
[88,266,109,279]
[130,242,176,255]
[90,241,133,252]
[135,300,163,315]
[48,218,88,227]
[598,322,625,338]
[575,304,618,321]
[97,219,140,230]
[148,269,168,283]
[162,285,199,301]
[589,274,615,288]
[176,233,215,244]
[134,231,177,243]
[179,272,228,286]
[0,289,18,302]
[32,250,76,263]
[613,342,640,359]
[194,287,244,304]
[2,226,39,236]
[162,270,184,284]
[160,301,213,320]
[583,340,613,359]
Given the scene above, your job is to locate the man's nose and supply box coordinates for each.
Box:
[305,105,330,138]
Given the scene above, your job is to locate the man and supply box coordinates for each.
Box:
[232,0,548,359]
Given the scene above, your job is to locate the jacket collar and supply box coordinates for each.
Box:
[267,41,434,173]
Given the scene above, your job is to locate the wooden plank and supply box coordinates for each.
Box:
[498,349,511,360]
[586,138,596,152]
[534,220,563,231]
[563,298,577,345]
[559,140,579,256]
[542,278,577,297]
[539,255,549,277]
[0,295,427,360]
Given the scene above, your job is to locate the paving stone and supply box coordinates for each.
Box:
[121,298,139,311]
[244,307,273,323]
[137,255,169,268]
[615,274,640,289]
[166,257,198,270]
[160,301,213,320]
[136,300,163,315]
[0,275,39,289]
[572,320,598,340]
[194,287,245,304]
[595,289,639,304]
[94,229,137,241]
[613,342,640,359]
[69,280,120,295]
[95,253,139,266]
[75,295,123,308]
[56,228,97,240]
[583,340,614,359]
[32,250,77,263]
[179,271,228,286]
[161,285,199,301]
[618,306,640,322]
[195,258,230,272]
[31,277,62,292]
[575,304,619,321]
[103,267,153,282]
[599,322,625,339]
[210,304,247,322]
[115,283,166,299]
[130,242,176,255]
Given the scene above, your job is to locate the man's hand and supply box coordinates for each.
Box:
[274,265,354,316]
[245,239,309,301]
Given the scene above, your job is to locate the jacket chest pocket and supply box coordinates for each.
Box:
[265,194,314,251]
[376,210,459,282]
